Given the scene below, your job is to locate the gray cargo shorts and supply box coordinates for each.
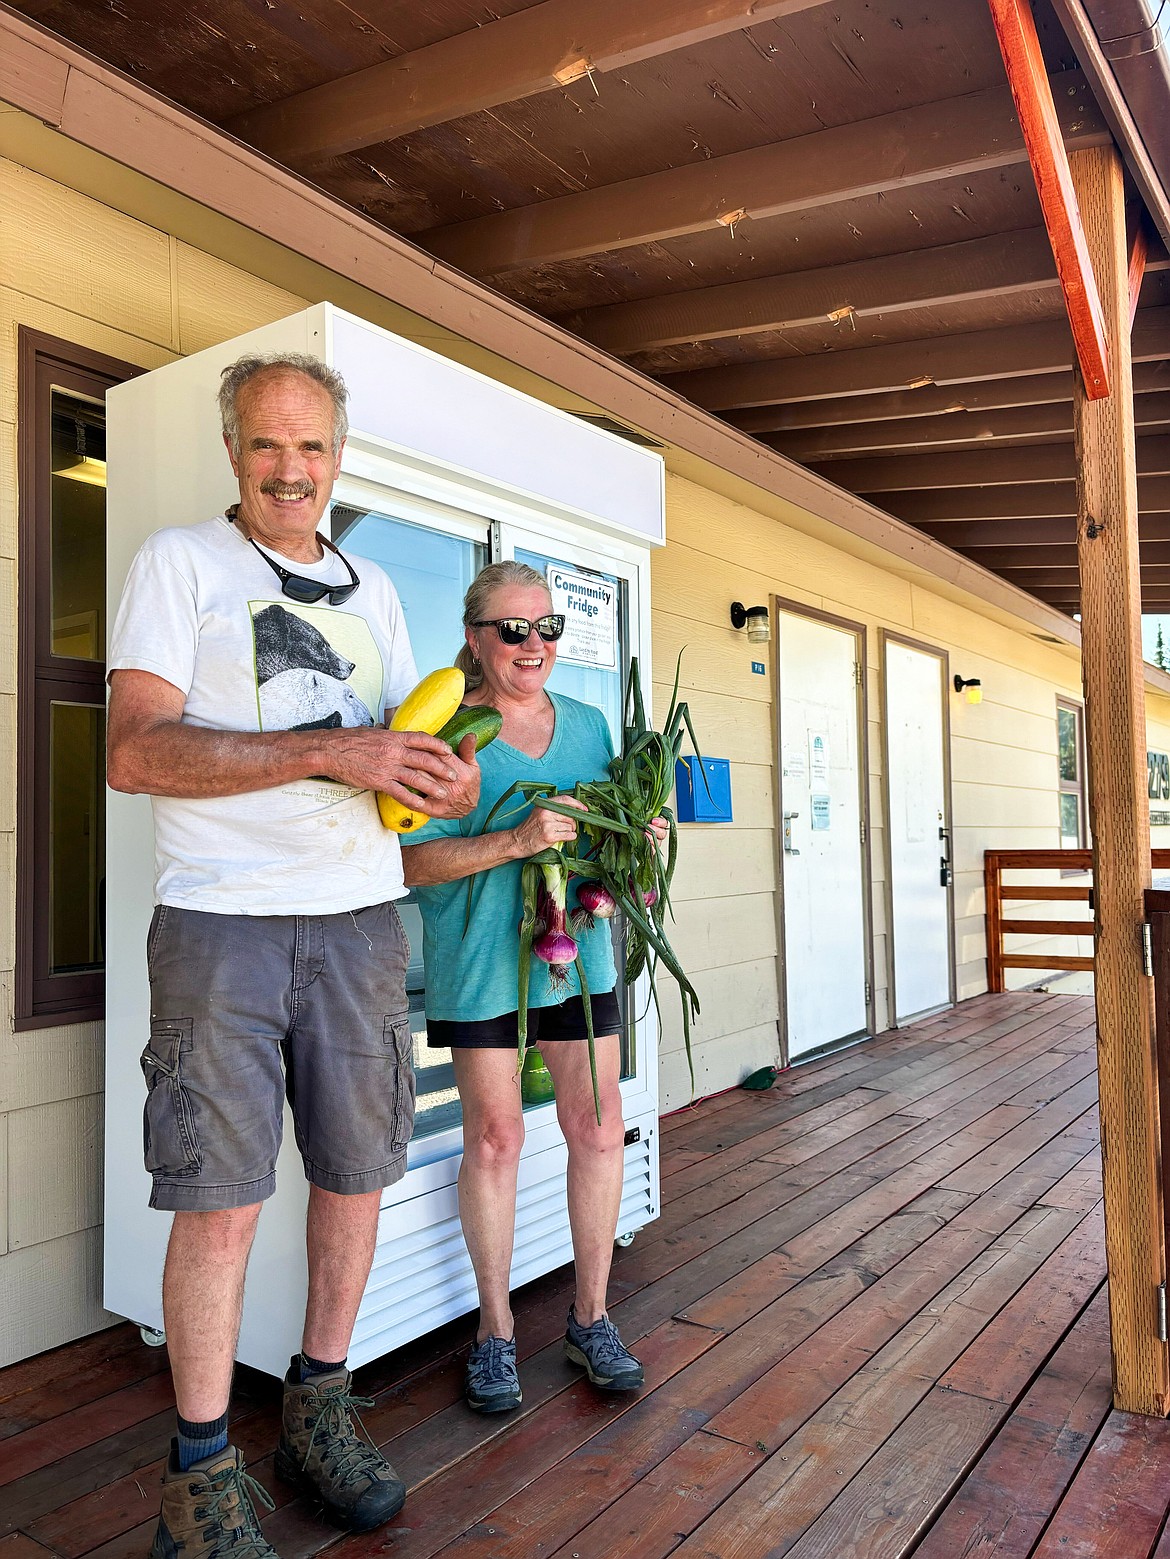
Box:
[141,900,415,1212]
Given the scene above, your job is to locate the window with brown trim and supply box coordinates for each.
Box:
[16,329,140,1029]
[1057,697,1088,851]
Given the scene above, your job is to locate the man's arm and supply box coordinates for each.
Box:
[107,668,479,815]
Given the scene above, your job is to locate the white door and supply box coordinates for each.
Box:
[778,609,870,1059]
[884,638,953,1021]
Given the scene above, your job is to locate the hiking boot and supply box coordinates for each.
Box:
[464,1334,522,1414]
[564,1307,644,1392]
[275,1360,405,1532]
[150,1442,277,1559]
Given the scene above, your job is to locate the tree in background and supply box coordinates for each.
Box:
[1158,624,1168,670]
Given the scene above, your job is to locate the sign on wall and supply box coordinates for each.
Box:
[546,563,618,669]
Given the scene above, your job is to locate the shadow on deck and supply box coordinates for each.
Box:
[5,990,1168,1558]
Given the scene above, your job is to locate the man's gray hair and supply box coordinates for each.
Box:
[218,353,349,457]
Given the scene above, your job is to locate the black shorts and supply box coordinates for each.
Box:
[427,990,622,1050]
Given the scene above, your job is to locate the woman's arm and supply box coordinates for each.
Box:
[402,796,584,886]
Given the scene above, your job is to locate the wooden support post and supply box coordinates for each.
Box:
[1071,143,1170,1416]
[984,853,1004,994]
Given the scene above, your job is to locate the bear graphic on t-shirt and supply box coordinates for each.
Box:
[253,603,374,732]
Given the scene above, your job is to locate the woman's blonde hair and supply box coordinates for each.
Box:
[456,560,551,691]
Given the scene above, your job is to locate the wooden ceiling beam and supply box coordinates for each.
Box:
[987,0,1110,398]
[725,361,1170,433]
[423,70,1107,274]
[962,542,1170,568]
[993,565,1170,587]
[881,475,1170,520]
[560,229,1059,355]
[812,434,1170,490]
[919,514,1170,546]
[766,393,1170,460]
[664,306,1170,412]
[224,0,831,166]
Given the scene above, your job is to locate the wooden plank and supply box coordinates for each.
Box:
[0,1334,169,1440]
[915,1286,1113,1559]
[1000,885,1093,900]
[818,432,1170,490]
[1038,1146,1103,1212]
[987,0,1110,398]
[0,1373,175,1488]
[992,848,1010,991]
[0,1538,61,1559]
[938,1207,1105,1402]
[1003,955,1096,971]
[768,391,1170,460]
[226,0,829,164]
[563,230,1060,355]
[424,72,1108,275]
[1000,917,1094,935]
[670,1203,1087,1557]
[725,363,1170,433]
[662,307,1170,414]
[1031,1410,1170,1556]
[0,24,68,129]
[1131,212,1151,328]
[1071,142,1170,1417]
[554,1170,1092,1559]
[0,1325,144,1410]
[877,475,1170,522]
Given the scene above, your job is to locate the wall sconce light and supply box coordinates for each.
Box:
[954,674,983,705]
[731,601,770,644]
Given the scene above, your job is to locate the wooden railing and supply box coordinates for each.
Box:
[985,849,1170,992]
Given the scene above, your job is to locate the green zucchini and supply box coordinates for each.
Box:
[437,705,503,754]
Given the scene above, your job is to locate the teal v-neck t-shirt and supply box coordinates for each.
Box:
[407,692,619,1023]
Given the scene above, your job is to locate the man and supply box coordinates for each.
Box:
[107,352,480,1559]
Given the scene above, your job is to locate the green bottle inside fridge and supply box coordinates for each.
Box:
[520,1047,556,1106]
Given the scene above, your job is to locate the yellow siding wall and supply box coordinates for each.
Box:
[0,155,309,1366]
[652,474,1110,1110]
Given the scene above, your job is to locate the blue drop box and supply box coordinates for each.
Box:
[675,756,732,823]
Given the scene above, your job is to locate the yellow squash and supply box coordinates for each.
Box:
[376,666,465,833]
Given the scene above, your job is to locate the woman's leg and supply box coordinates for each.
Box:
[452,1047,526,1342]
[540,1033,625,1324]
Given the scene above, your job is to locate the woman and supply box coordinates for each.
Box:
[403,561,661,1413]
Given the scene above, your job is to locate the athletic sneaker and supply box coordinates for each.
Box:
[465,1334,523,1413]
[564,1307,644,1391]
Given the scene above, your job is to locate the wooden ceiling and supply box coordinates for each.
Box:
[15,0,1170,616]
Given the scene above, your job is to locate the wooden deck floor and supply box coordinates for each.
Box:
[5,990,1170,1558]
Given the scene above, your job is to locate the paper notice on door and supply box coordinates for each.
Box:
[809,732,830,787]
[545,563,618,669]
[810,793,831,830]
[783,747,807,782]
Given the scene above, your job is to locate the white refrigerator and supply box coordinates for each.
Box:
[103,303,665,1376]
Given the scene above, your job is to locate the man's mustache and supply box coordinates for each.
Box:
[260,478,317,499]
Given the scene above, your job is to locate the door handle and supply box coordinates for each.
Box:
[783,812,801,856]
[939,825,952,887]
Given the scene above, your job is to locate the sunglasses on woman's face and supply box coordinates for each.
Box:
[471,615,566,645]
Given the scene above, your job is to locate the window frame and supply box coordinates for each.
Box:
[1056,696,1089,854]
[15,328,140,1030]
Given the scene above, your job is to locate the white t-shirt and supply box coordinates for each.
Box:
[109,515,419,915]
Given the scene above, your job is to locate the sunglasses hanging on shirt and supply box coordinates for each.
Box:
[228,505,360,605]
